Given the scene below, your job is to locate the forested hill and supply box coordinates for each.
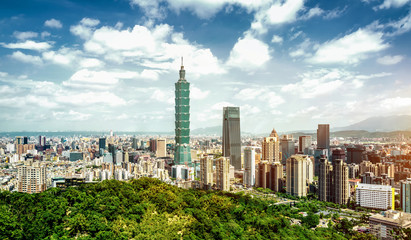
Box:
[0,178,372,239]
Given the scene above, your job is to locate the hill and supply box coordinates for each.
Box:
[0,178,373,239]
[335,115,411,132]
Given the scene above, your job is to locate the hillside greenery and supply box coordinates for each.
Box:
[0,178,375,239]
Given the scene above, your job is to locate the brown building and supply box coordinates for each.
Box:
[262,129,280,163]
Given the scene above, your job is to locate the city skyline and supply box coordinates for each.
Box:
[1,0,411,133]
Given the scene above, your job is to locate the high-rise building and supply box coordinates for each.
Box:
[99,138,106,150]
[132,137,138,150]
[280,135,294,164]
[200,155,214,190]
[317,124,330,151]
[270,162,283,192]
[243,147,256,187]
[174,59,192,165]
[332,148,346,163]
[23,136,28,145]
[314,149,328,176]
[262,129,280,163]
[18,163,47,193]
[39,136,46,146]
[318,158,333,202]
[222,107,241,169]
[401,178,411,213]
[306,157,314,184]
[156,138,167,158]
[347,145,365,164]
[286,154,307,197]
[333,159,349,205]
[216,157,230,191]
[298,136,312,154]
[256,161,270,188]
[16,136,23,145]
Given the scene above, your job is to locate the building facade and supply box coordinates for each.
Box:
[317,124,330,151]
[222,107,241,170]
[298,135,312,154]
[401,178,411,213]
[200,155,214,190]
[243,147,256,187]
[356,183,394,210]
[216,157,230,191]
[18,163,47,193]
[174,60,192,165]
[262,129,280,163]
[286,154,307,197]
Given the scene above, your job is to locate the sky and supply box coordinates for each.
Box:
[0,0,410,133]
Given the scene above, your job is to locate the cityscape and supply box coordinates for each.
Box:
[1,0,411,239]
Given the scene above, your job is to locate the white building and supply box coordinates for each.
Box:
[356,183,394,210]
[306,157,314,184]
[243,147,256,187]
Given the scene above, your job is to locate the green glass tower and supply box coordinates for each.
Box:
[174,58,191,165]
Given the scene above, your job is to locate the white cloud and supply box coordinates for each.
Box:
[376,0,411,10]
[308,28,388,64]
[260,92,285,108]
[380,97,411,108]
[377,55,404,65]
[251,0,305,34]
[42,47,81,65]
[10,51,43,65]
[234,88,265,100]
[13,31,38,40]
[211,101,234,111]
[226,34,270,71]
[191,86,210,100]
[41,31,51,38]
[0,72,8,77]
[80,18,100,27]
[79,58,105,68]
[324,7,346,19]
[300,7,324,20]
[386,11,411,36]
[150,89,174,104]
[58,91,126,107]
[79,23,225,77]
[44,18,63,28]
[271,35,283,44]
[1,40,52,51]
[53,110,91,121]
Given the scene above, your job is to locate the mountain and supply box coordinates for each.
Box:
[334,115,411,132]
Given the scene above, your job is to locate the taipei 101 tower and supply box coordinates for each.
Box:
[174,58,192,165]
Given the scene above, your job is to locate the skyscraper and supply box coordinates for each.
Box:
[333,159,349,205]
[298,135,312,154]
[174,59,192,165]
[18,163,46,193]
[223,107,241,169]
[99,138,106,150]
[286,154,307,197]
[401,178,411,213]
[262,129,280,163]
[243,147,256,187]
[156,138,166,158]
[318,158,333,202]
[317,124,330,151]
[200,155,214,190]
[280,134,294,164]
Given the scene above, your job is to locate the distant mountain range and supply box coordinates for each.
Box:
[333,115,411,132]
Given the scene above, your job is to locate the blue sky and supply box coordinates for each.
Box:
[0,0,410,133]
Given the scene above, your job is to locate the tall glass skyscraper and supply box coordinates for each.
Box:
[223,107,241,169]
[174,60,191,165]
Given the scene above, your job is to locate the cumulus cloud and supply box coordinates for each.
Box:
[271,35,283,44]
[42,47,82,65]
[300,7,324,20]
[13,31,38,40]
[226,34,271,71]
[44,18,63,28]
[10,51,43,65]
[307,28,388,64]
[1,40,52,51]
[53,110,91,121]
[375,0,411,10]
[377,55,404,65]
[251,0,305,34]
[70,18,101,39]
[191,86,210,100]
[75,22,224,77]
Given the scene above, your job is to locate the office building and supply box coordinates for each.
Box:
[317,124,330,151]
[348,163,360,179]
[17,163,47,193]
[314,148,328,176]
[243,147,256,187]
[69,152,84,162]
[298,135,312,154]
[286,154,308,197]
[306,157,314,184]
[156,138,167,158]
[401,178,411,213]
[270,162,283,192]
[280,135,294,164]
[99,138,106,150]
[356,183,394,210]
[332,148,346,163]
[222,107,241,169]
[262,129,280,163]
[216,157,230,191]
[347,145,365,164]
[333,159,349,205]
[174,60,192,165]
[132,138,138,150]
[200,155,214,190]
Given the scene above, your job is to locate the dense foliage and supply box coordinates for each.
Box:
[0,178,373,239]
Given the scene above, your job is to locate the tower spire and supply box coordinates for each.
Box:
[179,57,185,80]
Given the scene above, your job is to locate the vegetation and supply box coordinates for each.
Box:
[0,178,373,239]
